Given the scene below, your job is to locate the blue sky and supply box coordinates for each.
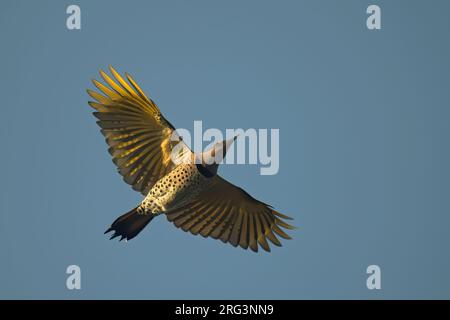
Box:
[1,0,450,299]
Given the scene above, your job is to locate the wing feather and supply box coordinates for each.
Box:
[166,175,294,252]
[88,66,192,195]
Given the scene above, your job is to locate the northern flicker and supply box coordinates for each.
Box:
[87,66,295,252]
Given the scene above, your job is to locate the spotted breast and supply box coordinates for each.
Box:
[138,163,213,215]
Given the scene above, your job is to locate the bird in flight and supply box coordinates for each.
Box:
[87,66,295,252]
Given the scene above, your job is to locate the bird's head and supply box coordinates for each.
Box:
[199,136,238,176]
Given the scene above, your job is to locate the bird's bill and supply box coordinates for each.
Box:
[201,136,237,165]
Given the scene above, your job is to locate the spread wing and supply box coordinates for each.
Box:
[165,175,295,252]
[87,66,191,195]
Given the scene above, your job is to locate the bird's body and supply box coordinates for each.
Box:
[139,163,212,215]
[88,66,295,252]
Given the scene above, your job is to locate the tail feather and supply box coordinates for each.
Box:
[105,206,154,241]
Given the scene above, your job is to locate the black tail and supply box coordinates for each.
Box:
[105,207,154,241]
